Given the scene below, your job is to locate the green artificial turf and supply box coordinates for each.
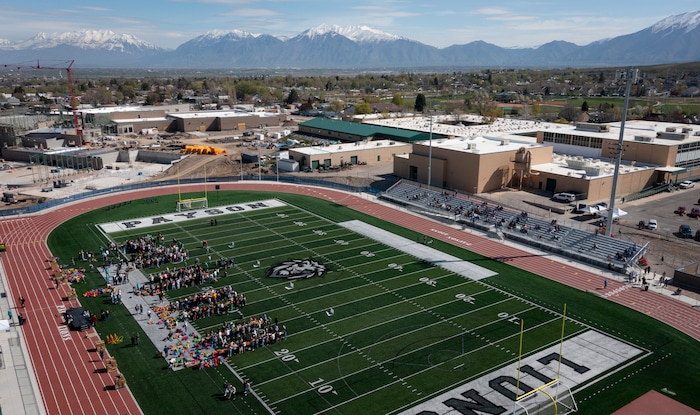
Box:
[46,191,700,414]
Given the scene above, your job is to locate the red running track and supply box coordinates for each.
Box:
[2,182,698,415]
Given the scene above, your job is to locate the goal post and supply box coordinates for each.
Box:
[513,304,578,415]
[514,379,577,415]
[176,197,208,212]
[175,161,209,212]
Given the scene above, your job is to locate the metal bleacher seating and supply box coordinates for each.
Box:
[382,180,644,272]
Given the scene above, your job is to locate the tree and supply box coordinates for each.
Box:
[285,88,300,105]
[355,102,371,114]
[479,102,503,123]
[581,101,589,112]
[81,87,114,106]
[328,100,344,113]
[235,81,260,101]
[414,93,426,112]
[559,103,581,122]
[391,93,403,107]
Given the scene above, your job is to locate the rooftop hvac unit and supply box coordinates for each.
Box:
[665,127,676,132]
[501,139,510,146]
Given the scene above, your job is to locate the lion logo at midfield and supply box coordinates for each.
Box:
[268,259,327,280]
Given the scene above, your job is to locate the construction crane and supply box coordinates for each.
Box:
[0,60,81,139]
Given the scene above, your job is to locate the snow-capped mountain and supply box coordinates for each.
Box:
[1,11,699,68]
[298,24,404,43]
[0,30,164,67]
[2,30,161,51]
[185,30,261,44]
[567,10,700,66]
[651,10,700,33]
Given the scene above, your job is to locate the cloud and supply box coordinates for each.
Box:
[221,8,282,18]
[473,8,510,16]
[353,5,419,18]
[169,0,250,4]
[78,6,111,13]
[169,0,291,4]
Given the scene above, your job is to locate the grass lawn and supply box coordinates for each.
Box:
[47,191,700,414]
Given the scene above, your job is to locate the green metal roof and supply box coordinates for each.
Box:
[300,118,444,143]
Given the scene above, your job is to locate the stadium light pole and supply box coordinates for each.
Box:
[257,143,262,180]
[427,113,433,189]
[606,67,634,237]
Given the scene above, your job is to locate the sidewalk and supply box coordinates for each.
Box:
[0,260,45,415]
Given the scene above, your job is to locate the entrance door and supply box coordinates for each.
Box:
[350,156,358,165]
[311,160,319,169]
[409,166,418,181]
[545,178,556,192]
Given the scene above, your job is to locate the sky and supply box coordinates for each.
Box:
[1,1,698,49]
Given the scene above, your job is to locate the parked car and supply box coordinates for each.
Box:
[679,180,695,189]
[677,206,687,215]
[553,192,577,202]
[679,224,693,238]
[695,230,700,241]
[689,208,700,218]
[647,219,658,230]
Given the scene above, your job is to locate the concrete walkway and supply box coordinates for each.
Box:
[98,264,199,371]
[0,260,44,415]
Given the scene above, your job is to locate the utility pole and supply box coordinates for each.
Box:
[427,114,433,189]
[606,68,634,236]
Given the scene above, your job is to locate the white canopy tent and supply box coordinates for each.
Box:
[600,208,628,219]
[586,205,606,215]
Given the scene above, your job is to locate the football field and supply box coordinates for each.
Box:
[98,198,646,414]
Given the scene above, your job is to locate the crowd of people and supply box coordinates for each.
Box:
[120,234,189,268]
[75,230,288,390]
[161,312,287,369]
[133,262,230,297]
[170,285,247,321]
[197,314,286,356]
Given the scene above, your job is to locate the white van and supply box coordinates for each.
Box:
[553,192,576,202]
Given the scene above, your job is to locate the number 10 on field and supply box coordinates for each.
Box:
[309,378,338,395]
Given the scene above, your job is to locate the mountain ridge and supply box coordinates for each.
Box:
[1,11,699,68]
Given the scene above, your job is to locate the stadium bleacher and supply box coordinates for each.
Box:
[382,180,645,273]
